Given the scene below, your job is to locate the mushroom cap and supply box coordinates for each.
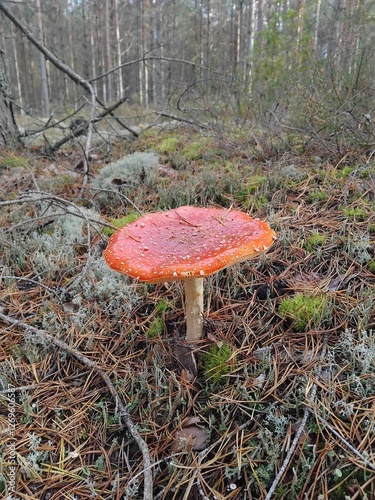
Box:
[103,206,276,283]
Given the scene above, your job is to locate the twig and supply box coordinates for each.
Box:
[314,413,375,472]
[264,403,312,500]
[157,111,207,129]
[0,384,39,396]
[0,311,153,500]
[89,187,143,215]
[90,55,230,82]
[0,276,62,302]
[44,95,130,156]
[0,192,105,240]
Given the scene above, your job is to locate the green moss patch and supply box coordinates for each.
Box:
[278,293,330,332]
[102,213,140,236]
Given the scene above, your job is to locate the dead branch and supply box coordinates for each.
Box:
[91,55,231,83]
[314,413,375,473]
[157,111,207,129]
[0,311,153,500]
[42,95,130,157]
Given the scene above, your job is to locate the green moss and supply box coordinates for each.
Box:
[156,137,179,154]
[155,299,168,315]
[102,213,140,236]
[141,128,158,139]
[303,232,327,251]
[278,293,330,332]
[0,156,29,169]
[254,194,269,209]
[342,206,367,221]
[78,428,88,441]
[307,190,327,203]
[368,260,375,274]
[147,299,169,337]
[180,137,210,161]
[249,175,267,191]
[236,175,267,202]
[336,166,354,179]
[202,343,235,381]
[368,223,375,234]
[358,164,375,179]
[182,142,203,161]
[148,317,164,337]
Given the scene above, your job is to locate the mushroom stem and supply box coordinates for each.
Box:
[184,277,204,342]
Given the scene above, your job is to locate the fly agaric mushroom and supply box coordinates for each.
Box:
[103,206,276,342]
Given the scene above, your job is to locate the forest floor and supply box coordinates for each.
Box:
[0,123,374,499]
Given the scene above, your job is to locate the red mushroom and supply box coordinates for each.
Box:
[103,206,276,342]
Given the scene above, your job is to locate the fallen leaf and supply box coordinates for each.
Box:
[327,273,358,292]
[173,417,208,451]
[253,372,266,388]
[111,178,126,185]
[207,332,223,348]
[74,159,85,171]
[62,302,80,314]
[173,344,197,378]
[158,165,177,177]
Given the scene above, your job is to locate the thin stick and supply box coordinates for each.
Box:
[314,413,375,472]
[0,312,153,500]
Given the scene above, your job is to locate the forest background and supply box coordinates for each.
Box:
[1,0,374,139]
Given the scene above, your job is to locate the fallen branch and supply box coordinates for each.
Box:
[91,54,231,82]
[0,311,153,500]
[42,95,130,157]
[314,412,375,473]
[157,111,207,129]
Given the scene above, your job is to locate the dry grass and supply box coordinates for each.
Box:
[0,127,374,499]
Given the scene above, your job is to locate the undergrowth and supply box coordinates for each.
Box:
[0,126,374,499]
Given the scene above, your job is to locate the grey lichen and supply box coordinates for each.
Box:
[93,152,159,190]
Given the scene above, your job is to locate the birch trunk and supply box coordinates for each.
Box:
[104,0,112,103]
[11,26,24,115]
[35,0,49,116]
[88,0,97,95]
[248,0,258,93]
[113,0,123,100]
[314,0,322,53]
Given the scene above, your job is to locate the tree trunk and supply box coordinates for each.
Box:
[0,48,21,148]
[314,0,322,53]
[35,0,49,116]
[113,0,123,100]
[104,0,112,103]
[11,25,24,116]
[88,0,98,96]
[248,0,258,93]
[138,0,149,108]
